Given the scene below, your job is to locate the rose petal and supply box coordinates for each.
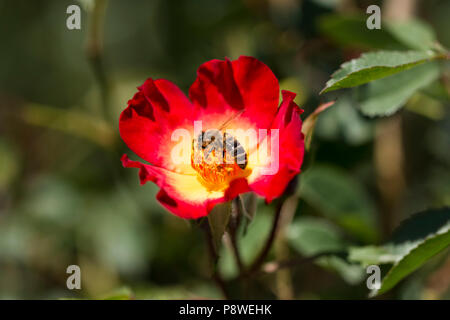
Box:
[248,90,304,203]
[122,154,249,219]
[189,56,279,130]
[119,79,195,173]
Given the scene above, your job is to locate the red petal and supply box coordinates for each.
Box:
[119,79,195,173]
[248,90,304,202]
[189,56,280,130]
[224,178,251,200]
[121,154,248,219]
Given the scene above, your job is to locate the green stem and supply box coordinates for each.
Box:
[200,218,230,299]
[246,199,283,275]
[229,198,245,274]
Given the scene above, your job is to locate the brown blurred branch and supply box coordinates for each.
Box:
[374,115,406,235]
[374,0,417,237]
[86,0,111,121]
[383,0,417,22]
[262,251,339,274]
[273,195,298,299]
[245,177,298,277]
[424,253,450,299]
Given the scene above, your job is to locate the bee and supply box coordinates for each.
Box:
[195,129,248,169]
[191,111,248,183]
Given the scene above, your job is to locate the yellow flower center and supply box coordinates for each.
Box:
[191,130,251,191]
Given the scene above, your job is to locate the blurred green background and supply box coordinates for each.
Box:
[0,0,449,299]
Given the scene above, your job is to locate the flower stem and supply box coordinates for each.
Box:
[247,199,283,275]
[245,177,299,277]
[201,219,230,299]
[228,198,245,274]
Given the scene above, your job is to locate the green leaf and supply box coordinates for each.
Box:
[387,19,437,51]
[391,208,450,244]
[375,228,450,296]
[208,202,231,253]
[316,255,365,285]
[359,62,440,116]
[349,245,401,266]
[287,216,346,256]
[348,208,450,296]
[420,79,450,102]
[287,217,365,285]
[350,208,450,267]
[405,92,445,121]
[320,50,437,94]
[299,165,379,242]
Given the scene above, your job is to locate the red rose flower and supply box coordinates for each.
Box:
[119,56,304,219]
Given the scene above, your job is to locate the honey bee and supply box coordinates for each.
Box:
[191,111,249,187]
[195,129,248,169]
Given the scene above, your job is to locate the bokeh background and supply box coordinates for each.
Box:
[0,0,449,299]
